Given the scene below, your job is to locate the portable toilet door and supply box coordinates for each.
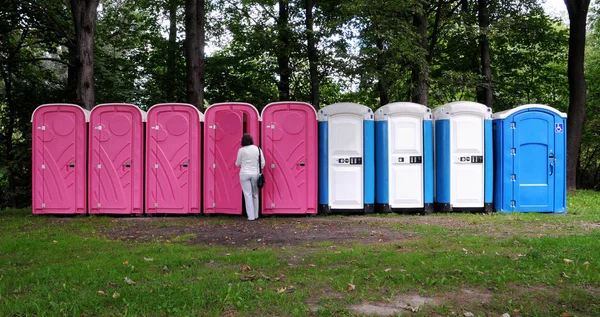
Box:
[375,102,434,214]
[32,104,89,214]
[261,102,318,215]
[318,102,374,214]
[88,104,145,214]
[492,104,567,213]
[204,103,260,215]
[433,101,493,212]
[146,103,202,214]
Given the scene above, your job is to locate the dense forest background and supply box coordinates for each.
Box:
[0,0,598,208]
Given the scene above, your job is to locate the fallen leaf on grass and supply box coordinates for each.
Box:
[563,258,574,264]
[163,266,169,271]
[562,312,573,317]
[239,275,256,282]
[240,264,252,271]
[463,312,474,317]
[561,272,570,279]
[112,291,120,298]
[308,264,316,267]
[259,272,270,280]
[277,287,287,294]
[501,314,510,317]
[124,277,135,285]
[384,268,392,272]
[123,260,129,265]
[257,287,263,292]
[144,257,154,261]
[347,284,355,292]
[97,290,106,296]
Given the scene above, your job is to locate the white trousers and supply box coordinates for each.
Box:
[240,173,259,220]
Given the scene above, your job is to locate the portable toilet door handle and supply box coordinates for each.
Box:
[550,163,554,176]
[69,162,75,168]
[125,162,131,168]
[182,161,188,168]
[299,161,305,166]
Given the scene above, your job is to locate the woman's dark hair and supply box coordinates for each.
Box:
[241,133,254,146]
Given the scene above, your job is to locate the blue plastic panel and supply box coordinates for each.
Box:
[375,121,389,204]
[554,117,566,213]
[364,120,375,205]
[318,121,328,205]
[423,120,434,204]
[435,120,451,204]
[484,119,493,204]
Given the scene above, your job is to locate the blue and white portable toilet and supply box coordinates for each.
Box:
[433,101,493,212]
[318,103,375,214]
[492,104,567,213]
[375,102,434,214]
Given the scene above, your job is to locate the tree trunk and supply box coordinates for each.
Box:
[306,0,319,109]
[477,0,492,108]
[376,38,388,107]
[1,67,16,207]
[185,0,202,108]
[277,0,290,101]
[198,0,206,108]
[166,0,177,101]
[70,0,99,110]
[411,7,428,106]
[565,0,591,191]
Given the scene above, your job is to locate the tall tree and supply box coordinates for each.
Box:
[565,0,592,190]
[166,0,178,101]
[185,0,202,108]
[198,0,206,107]
[70,0,99,110]
[306,0,319,108]
[411,1,428,105]
[477,0,492,107]
[277,0,291,101]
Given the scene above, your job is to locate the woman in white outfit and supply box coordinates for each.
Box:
[235,133,265,221]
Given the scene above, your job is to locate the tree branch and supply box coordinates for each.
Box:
[0,57,72,66]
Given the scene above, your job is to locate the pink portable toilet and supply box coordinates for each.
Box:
[261,102,318,215]
[88,104,145,214]
[204,102,260,215]
[32,104,89,214]
[146,103,202,214]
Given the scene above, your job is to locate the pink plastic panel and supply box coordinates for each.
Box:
[204,103,260,214]
[261,102,317,214]
[146,104,201,214]
[89,104,144,214]
[32,104,87,214]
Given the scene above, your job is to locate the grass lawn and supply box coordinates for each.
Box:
[1,190,600,316]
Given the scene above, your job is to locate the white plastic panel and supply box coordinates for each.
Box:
[329,114,363,209]
[451,113,484,207]
[389,114,423,208]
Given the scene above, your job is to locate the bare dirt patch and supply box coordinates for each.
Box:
[101,216,421,247]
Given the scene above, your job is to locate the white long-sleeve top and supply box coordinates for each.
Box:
[235,145,266,175]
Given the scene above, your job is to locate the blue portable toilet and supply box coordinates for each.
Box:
[492,104,567,213]
[433,101,493,212]
[318,103,375,214]
[374,102,434,214]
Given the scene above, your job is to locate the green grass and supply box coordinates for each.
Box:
[1,191,600,316]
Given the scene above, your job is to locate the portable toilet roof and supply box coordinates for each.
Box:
[318,102,374,121]
[375,102,431,121]
[31,103,90,122]
[149,103,204,121]
[206,102,260,120]
[432,101,492,120]
[93,103,147,121]
[492,104,567,119]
